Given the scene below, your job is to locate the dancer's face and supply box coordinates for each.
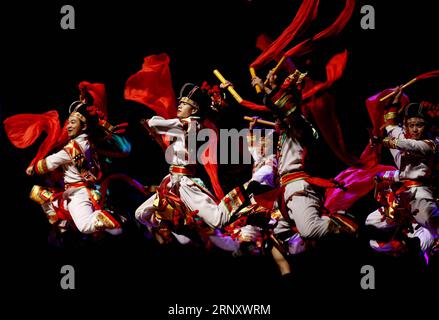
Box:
[405,117,426,140]
[67,115,86,138]
[177,101,197,119]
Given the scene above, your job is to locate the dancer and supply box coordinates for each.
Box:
[28,97,122,235]
[366,88,439,255]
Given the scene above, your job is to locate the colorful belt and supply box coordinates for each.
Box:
[395,180,424,195]
[64,181,92,190]
[169,165,195,176]
[401,180,423,188]
[280,171,309,186]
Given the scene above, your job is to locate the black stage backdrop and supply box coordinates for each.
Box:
[0,0,438,307]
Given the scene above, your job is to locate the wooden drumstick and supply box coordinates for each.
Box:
[379,77,417,102]
[213,69,243,104]
[249,67,262,94]
[264,56,286,85]
[243,116,276,127]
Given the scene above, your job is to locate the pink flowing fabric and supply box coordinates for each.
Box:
[324,144,396,213]
[324,84,411,213]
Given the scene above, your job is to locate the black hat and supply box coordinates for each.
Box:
[178,83,210,110]
[67,100,100,131]
[404,102,429,121]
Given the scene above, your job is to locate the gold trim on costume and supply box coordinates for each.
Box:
[35,159,49,175]
[70,111,87,124]
[287,69,307,85]
[29,185,54,205]
[383,137,398,149]
[274,93,297,116]
[94,211,118,230]
[384,112,397,121]
[180,97,199,109]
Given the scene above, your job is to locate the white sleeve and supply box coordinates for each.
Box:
[148,116,183,137]
[396,139,435,155]
[385,126,403,167]
[386,125,403,139]
[45,149,72,171]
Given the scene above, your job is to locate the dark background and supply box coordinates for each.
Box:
[0,0,438,307]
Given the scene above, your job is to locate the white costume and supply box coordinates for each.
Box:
[247,128,306,255]
[366,124,438,253]
[30,133,120,234]
[135,116,247,232]
[273,130,332,239]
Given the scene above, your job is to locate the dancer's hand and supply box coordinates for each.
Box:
[391,85,403,105]
[251,76,264,91]
[249,116,259,130]
[220,80,233,90]
[266,69,278,89]
[26,166,34,176]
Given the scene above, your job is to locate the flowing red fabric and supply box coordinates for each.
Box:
[3,110,63,168]
[255,33,274,52]
[250,0,320,69]
[303,91,359,166]
[79,81,108,119]
[125,54,223,198]
[256,33,297,73]
[365,69,438,137]
[124,53,177,119]
[56,121,70,149]
[240,99,271,112]
[285,0,355,58]
[200,119,225,200]
[254,188,281,210]
[241,83,359,166]
[416,69,439,80]
[324,84,412,213]
[247,50,353,165]
[302,50,348,100]
[324,143,396,213]
[365,88,410,138]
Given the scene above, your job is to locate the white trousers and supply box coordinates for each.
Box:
[404,186,439,237]
[274,180,331,239]
[43,187,104,234]
[135,174,233,229]
[366,208,435,252]
[366,186,439,237]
